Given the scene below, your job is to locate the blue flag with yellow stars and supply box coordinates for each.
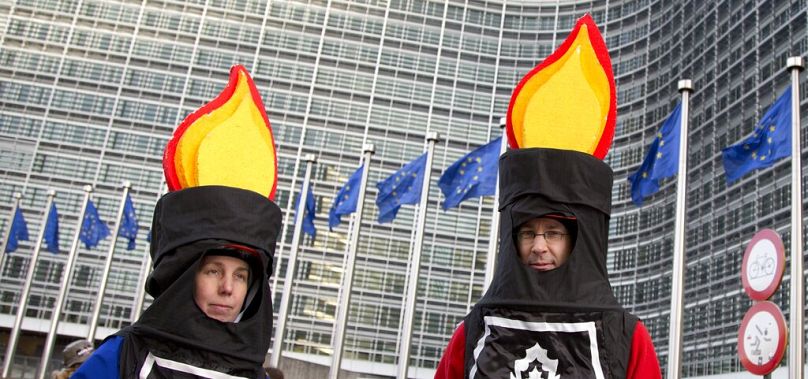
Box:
[722,87,792,184]
[43,203,60,253]
[376,153,427,223]
[328,165,364,230]
[438,137,501,210]
[627,102,682,206]
[118,193,139,250]
[294,183,317,238]
[79,199,110,249]
[5,208,29,253]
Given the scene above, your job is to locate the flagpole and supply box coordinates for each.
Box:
[131,251,151,322]
[2,190,54,378]
[271,154,316,368]
[131,183,167,322]
[396,132,439,379]
[328,143,374,379]
[0,192,23,272]
[87,181,131,342]
[666,79,692,379]
[483,118,507,292]
[787,56,804,379]
[38,185,93,379]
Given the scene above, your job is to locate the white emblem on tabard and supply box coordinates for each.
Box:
[510,342,560,379]
[470,316,605,379]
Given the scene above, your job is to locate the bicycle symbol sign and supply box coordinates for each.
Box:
[741,229,785,301]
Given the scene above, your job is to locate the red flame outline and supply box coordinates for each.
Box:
[163,65,278,200]
[505,13,616,159]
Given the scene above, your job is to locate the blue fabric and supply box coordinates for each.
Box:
[71,335,123,379]
[293,183,317,238]
[375,152,427,223]
[118,194,139,250]
[328,165,364,230]
[79,199,110,249]
[627,102,682,206]
[438,138,500,210]
[722,86,792,184]
[5,208,29,253]
[43,203,60,253]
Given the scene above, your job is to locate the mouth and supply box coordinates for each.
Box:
[209,304,233,312]
[530,263,556,271]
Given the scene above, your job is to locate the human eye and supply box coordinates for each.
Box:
[234,271,248,282]
[202,265,221,276]
[545,231,563,241]
[518,231,534,241]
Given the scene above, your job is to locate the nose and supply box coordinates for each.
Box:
[218,276,234,295]
[530,234,550,254]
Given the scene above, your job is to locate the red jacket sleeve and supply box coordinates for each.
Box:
[435,322,466,379]
[627,321,662,379]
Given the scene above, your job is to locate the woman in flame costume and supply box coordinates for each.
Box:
[435,15,660,379]
[74,66,283,378]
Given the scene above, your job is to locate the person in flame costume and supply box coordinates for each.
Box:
[74,65,283,378]
[435,15,661,379]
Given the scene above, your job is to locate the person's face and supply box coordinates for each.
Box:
[516,217,573,271]
[194,255,250,322]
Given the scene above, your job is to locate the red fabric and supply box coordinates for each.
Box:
[627,321,662,379]
[434,321,661,379]
[434,323,466,379]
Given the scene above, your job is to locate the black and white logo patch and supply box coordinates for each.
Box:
[139,352,250,379]
[469,316,605,379]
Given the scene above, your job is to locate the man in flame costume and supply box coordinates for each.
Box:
[75,65,283,378]
[436,15,661,379]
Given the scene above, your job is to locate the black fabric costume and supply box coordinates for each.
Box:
[464,148,637,379]
[115,186,281,378]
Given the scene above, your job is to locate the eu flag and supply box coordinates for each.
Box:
[375,153,427,223]
[438,138,501,210]
[627,102,682,206]
[294,183,317,238]
[43,203,60,253]
[722,87,792,184]
[5,208,29,253]
[118,194,139,250]
[328,166,364,230]
[80,199,110,249]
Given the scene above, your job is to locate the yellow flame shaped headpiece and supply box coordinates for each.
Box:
[163,65,278,199]
[507,14,616,159]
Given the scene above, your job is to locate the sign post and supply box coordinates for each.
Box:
[738,229,787,377]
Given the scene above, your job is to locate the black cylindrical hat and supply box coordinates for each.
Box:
[150,185,282,265]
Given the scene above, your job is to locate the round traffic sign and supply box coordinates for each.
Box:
[737,301,787,375]
[741,229,785,301]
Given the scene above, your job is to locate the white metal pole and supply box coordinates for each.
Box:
[328,144,374,379]
[396,132,439,379]
[483,118,508,292]
[38,185,93,379]
[787,56,804,379]
[0,192,24,275]
[666,80,692,379]
[271,154,317,368]
[131,253,151,323]
[88,181,131,342]
[2,191,53,378]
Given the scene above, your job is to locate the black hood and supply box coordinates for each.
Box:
[463,148,636,379]
[481,148,619,308]
[117,186,282,378]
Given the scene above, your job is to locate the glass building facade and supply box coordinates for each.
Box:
[0,0,805,377]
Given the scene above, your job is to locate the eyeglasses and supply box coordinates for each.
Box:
[516,230,567,244]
